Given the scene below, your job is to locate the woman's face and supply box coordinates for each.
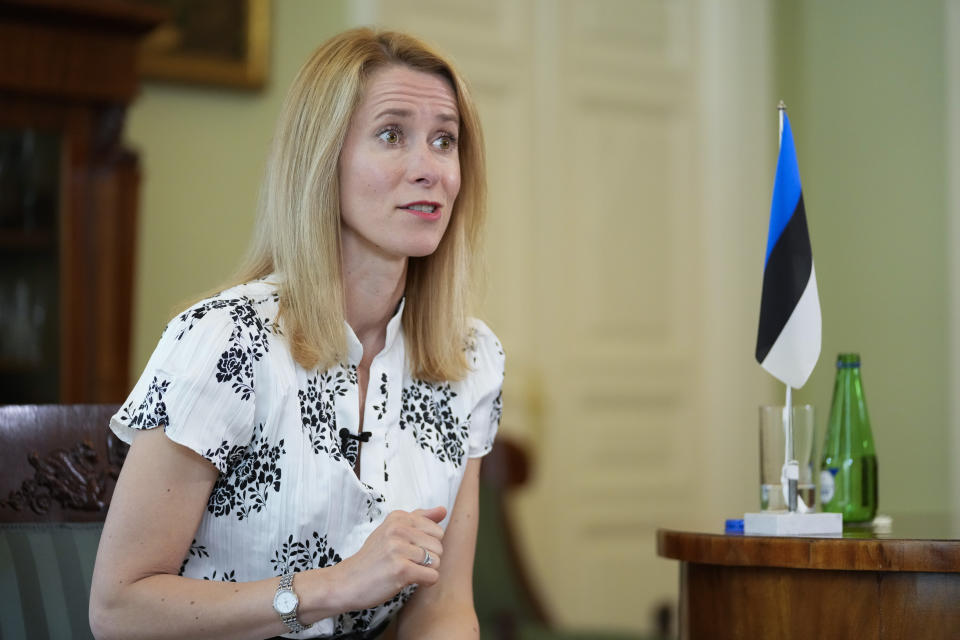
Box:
[338,64,461,263]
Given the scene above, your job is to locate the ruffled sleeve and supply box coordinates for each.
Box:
[465,319,505,459]
[110,297,264,474]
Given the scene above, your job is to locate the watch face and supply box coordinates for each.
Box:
[274,590,298,615]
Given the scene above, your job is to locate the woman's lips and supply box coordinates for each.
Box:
[399,201,442,220]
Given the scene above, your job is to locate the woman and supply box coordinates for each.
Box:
[89,28,503,640]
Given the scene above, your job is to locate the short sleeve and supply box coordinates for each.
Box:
[465,319,505,459]
[110,297,263,473]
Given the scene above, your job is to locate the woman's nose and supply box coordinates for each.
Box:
[408,143,440,186]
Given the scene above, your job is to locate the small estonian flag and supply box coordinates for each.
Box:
[755,108,821,389]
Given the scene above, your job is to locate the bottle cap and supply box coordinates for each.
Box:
[724,518,744,534]
[836,353,861,368]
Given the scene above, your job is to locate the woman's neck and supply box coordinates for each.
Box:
[342,253,407,366]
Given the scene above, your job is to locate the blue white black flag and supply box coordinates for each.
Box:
[755,111,821,389]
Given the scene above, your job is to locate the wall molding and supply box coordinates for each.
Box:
[946,0,960,531]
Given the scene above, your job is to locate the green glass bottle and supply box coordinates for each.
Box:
[819,353,878,522]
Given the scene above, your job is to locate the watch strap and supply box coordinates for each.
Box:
[276,571,311,633]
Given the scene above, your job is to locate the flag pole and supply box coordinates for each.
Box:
[785,385,798,512]
[779,100,799,513]
[745,101,840,535]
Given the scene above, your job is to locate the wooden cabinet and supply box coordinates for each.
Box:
[0,0,164,403]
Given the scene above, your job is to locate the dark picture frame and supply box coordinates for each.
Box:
[135,0,270,90]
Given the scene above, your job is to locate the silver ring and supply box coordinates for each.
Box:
[421,547,433,567]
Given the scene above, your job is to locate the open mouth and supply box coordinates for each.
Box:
[407,204,436,213]
[400,201,442,219]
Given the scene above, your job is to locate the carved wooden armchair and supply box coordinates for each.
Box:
[0,404,125,640]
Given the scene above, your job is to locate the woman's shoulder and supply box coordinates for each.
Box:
[463,317,504,378]
[191,277,280,313]
[466,317,500,348]
[166,278,281,338]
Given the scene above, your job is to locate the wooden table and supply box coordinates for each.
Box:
[657,517,960,639]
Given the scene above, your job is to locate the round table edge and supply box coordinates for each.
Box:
[656,528,960,573]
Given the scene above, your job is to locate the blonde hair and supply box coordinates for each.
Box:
[228,28,486,381]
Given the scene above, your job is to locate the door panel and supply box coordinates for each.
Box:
[363,0,770,632]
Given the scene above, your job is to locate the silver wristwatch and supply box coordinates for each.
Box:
[273,571,311,633]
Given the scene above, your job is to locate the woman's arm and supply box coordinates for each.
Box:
[90,428,446,640]
[90,428,307,640]
[395,457,484,640]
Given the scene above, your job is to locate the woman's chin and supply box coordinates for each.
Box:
[407,246,440,259]
[402,237,444,258]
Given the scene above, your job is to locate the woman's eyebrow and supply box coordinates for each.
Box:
[373,107,414,120]
[437,112,460,126]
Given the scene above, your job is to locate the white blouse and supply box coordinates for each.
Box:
[110,278,504,638]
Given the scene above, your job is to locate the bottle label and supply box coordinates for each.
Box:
[820,469,836,504]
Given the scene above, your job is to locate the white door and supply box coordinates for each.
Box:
[353,0,773,633]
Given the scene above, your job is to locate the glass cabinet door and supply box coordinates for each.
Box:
[0,128,61,403]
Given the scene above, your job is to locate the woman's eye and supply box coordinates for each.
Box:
[433,134,456,150]
[378,128,401,144]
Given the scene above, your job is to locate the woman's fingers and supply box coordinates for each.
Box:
[361,509,447,574]
[332,507,452,608]
[410,543,441,569]
[414,505,447,523]
[383,508,445,545]
[405,544,441,587]
[409,506,446,538]
[380,509,445,574]
[387,513,444,564]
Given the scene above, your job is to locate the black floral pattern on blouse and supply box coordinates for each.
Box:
[121,289,502,637]
[339,430,361,468]
[490,389,503,432]
[173,298,231,339]
[270,531,342,574]
[371,372,388,420]
[120,377,171,429]
[203,423,285,520]
[215,343,253,400]
[335,585,417,636]
[179,540,238,582]
[399,380,469,467]
[178,539,209,576]
[298,366,356,462]
[179,296,273,401]
[121,295,277,431]
[202,569,237,582]
[361,482,385,523]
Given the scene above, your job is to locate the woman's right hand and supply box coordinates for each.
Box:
[321,506,447,612]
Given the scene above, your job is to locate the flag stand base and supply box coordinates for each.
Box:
[743,511,843,536]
